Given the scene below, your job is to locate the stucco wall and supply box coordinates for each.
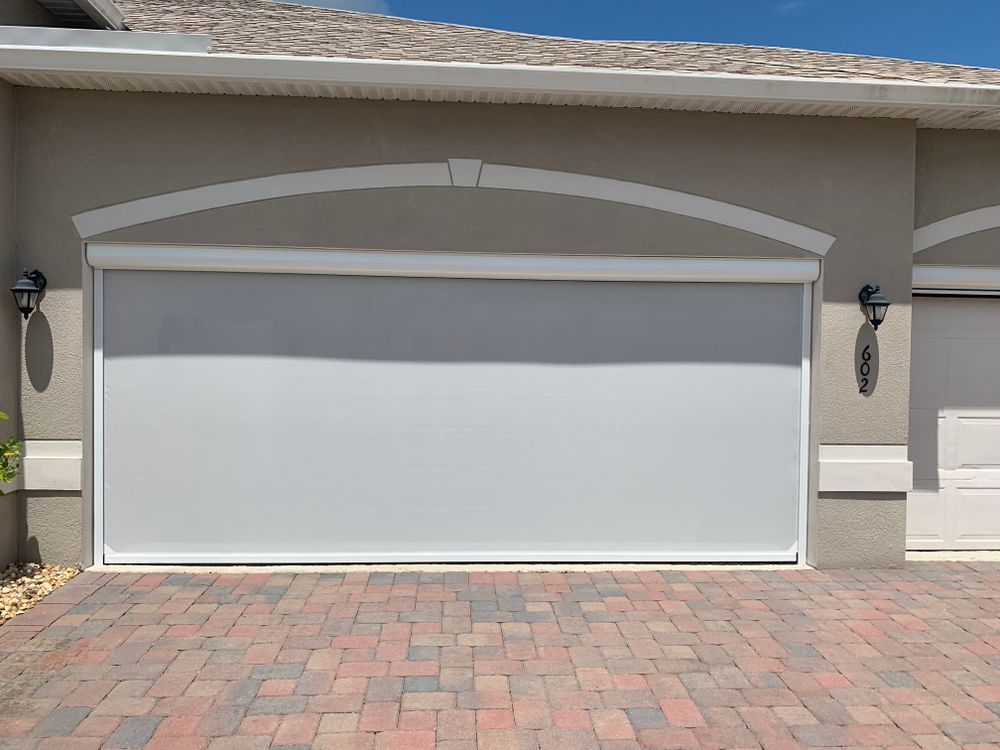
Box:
[17,493,83,567]
[810,494,907,568]
[0,81,18,568]
[16,90,916,442]
[12,89,919,567]
[915,129,1000,267]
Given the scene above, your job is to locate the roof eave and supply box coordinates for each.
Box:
[3,44,1000,129]
[74,0,125,29]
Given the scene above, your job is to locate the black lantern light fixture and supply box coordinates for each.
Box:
[859,283,890,331]
[10,269,47,320]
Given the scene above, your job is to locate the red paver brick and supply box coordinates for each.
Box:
[477,728,539,750]
[552,709,591,729]
[374,729,436,749]
[274,713,321,745]
[339,661,390,678]
[154,714,202,738]
[591,709,636,740]
[146,738,209,750]
[258,678,298,696]
[237,715,282,736]
[314,731,376,749]
[36,739,104,750]
[513,698,552,728]
[357,701,400,731]
[660,698,706,728]
[437,709,475,739]
[398,710,436,730]
[477,709,515,729]
[242,644,281,665]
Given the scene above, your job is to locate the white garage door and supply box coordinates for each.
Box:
[94,247,811,564]
[908,296,1000,550]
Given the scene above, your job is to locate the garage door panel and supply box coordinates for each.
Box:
[955,417,1000,468]
[103,269,804,562]
[906,488,948,550]
[953,488,1000,548]
[908,297,1000,550]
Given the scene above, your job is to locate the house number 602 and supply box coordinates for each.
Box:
[858,344,872,393]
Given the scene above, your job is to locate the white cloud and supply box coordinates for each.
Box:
[774,0,812,14]
[285,0,392,14]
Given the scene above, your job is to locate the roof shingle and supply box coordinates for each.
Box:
[115,0,1000,86]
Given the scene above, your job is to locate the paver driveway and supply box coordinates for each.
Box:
[3,564,1000,749]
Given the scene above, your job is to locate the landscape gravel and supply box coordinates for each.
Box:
[0,562,78,625]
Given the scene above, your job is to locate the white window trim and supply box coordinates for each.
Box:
[89,243,814,564]
[72,159,836,256]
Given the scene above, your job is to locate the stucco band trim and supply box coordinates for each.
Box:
[818,445,912,493]
[5,440,84,492]
[73,160,837,255]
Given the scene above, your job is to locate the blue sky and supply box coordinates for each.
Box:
[292,0,1000,68]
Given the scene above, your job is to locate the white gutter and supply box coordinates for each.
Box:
[2,43,1000,113]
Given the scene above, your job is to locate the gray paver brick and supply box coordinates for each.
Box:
[625,707,667,728]
[246,695,309,715]
[252,664,305,679]
[105,715,162,749]
[29,706,90,736]
[403,676,440,692]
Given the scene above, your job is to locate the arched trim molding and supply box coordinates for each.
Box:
[73,158,836,255]
[914,204,1000,254]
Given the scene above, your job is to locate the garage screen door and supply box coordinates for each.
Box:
[102,270,805,563]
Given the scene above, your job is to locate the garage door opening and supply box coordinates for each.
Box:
[91,246,814,564]
[908,294,1000,550]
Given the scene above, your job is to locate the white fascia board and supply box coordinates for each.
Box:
[0,27,211,54]
[2,45,1000,113]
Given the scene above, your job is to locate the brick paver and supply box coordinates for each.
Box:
[2,563,1000,747]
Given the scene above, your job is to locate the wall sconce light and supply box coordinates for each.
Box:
[859,284,890,331]
[10,269,47,320]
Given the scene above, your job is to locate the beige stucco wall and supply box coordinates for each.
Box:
[916,130,1000,267]
[0,81,18,567]
[12,89,920,567]
[810,494,907,568]
[17,493,83,566]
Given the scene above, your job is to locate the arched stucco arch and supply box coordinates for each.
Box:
[73,158,836,255]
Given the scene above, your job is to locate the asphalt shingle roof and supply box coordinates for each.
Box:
[115,0,1000,87]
